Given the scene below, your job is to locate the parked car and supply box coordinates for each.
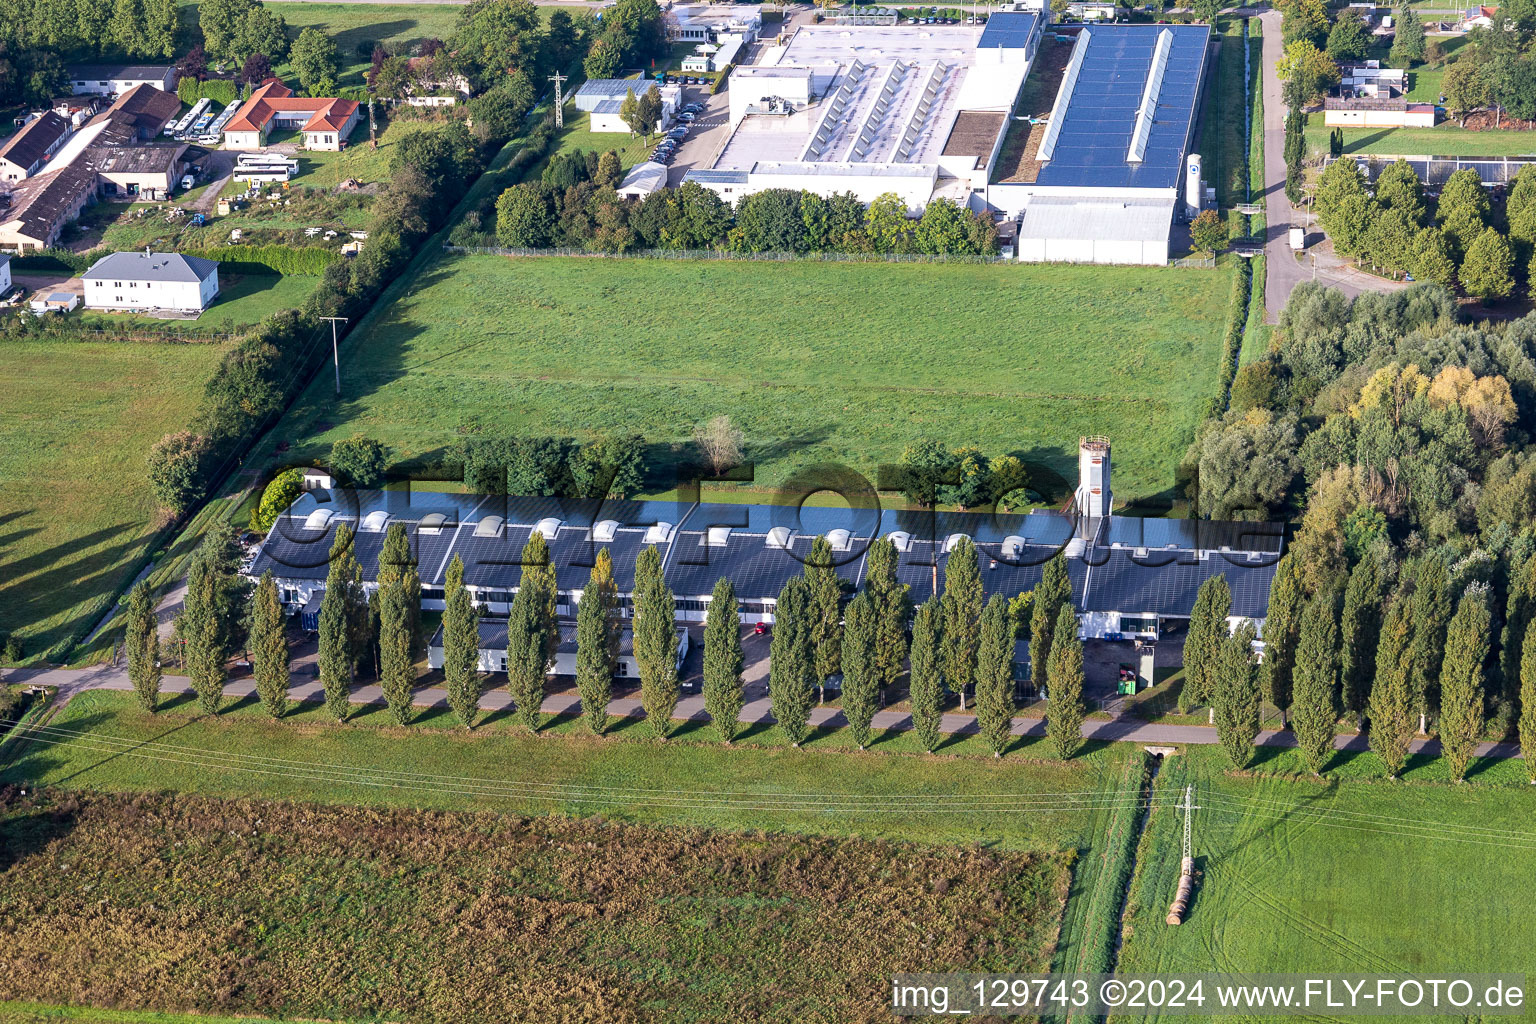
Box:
[668,127,688,139]
[683,102,702,113]
[679,111,696,123]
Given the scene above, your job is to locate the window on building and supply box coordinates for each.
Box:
[1119,616,1158,634]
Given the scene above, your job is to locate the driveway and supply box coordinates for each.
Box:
[665,85,733,187]
[1259,10,1406,319]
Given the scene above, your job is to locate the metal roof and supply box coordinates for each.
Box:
[249,489,1283,621]
[1018,196,1177,242]
[66,64,175,81]
[683,168,749,184]
[82,250,219,284]
[1035,24,1210,191]
[977,11,1040,50]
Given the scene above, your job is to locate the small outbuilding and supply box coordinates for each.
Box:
[618,160,669,200]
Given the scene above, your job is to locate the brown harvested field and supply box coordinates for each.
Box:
[992,35,1072,184]
[0,789,1071,1024]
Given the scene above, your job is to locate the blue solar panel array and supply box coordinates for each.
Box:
[977,11,1041,52]
[1035,24,1210,191]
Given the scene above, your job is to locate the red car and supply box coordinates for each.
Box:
[753,622,770,636]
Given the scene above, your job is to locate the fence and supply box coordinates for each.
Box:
[1327,153,1536,186]
[445,245,1010,264]
[1169,255,1217,268]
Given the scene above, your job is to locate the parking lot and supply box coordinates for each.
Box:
[663,87,733,186]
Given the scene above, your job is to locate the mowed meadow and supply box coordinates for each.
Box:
[1114,748,1536,1020]
[0,339,230,660]
[269,254,1235,501]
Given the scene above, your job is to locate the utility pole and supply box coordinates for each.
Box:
[368,97,377,149]
[549,71,568,128]
[320,316,348,396]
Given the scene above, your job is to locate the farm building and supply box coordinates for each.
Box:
[66,63,176,96]
[246,442,1283,643]
[572,79,681,133]
[81,250,221,314]
[0,165,97,250]
[0,112,72,181]
[223,79,361,150]
[989,24,1212,265]
[684,16,1044,212]
[427,618,690,678]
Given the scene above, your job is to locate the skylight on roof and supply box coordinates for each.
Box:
[645,522,674,544]
[766,526,794,549]
[593,520,620,543]
[887,530,912,552]
[826,528,852,552]
[943,533,970,553]
[473,516,504,538]
[303,508,335,531]
[360,510,390,533]
[419,513,448,536]
[707,526,732,547]
[535,517,563,540]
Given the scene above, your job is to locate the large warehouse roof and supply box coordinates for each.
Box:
[1035,24,1210,190]
[1018,196,1177,242]
[248,490,1283,619]
[977,11,1041,50]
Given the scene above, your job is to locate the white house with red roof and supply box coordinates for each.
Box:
[222,79,361,151]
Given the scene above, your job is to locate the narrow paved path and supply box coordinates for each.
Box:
[6,664,1523,759]
[1258,10,1406,321]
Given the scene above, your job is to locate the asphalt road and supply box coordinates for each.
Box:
[1258,9,1406,321]
[7,663,1523,758]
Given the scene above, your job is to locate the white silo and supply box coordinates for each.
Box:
[1075,436,1112,524]
[1185,153,1202,220]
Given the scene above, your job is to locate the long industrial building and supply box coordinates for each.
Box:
[247,443,1282,643]
[680,15,1211,264]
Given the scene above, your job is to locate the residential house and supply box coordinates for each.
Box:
[0,112,72,181]
[66,64,177,96]
[223,79,361,151]
[81,250,221,314]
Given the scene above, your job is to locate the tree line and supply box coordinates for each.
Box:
[493,180,1001,257]
[1315,159,1536,300]
[1190,550,1536,782]
[127,530,1092,760]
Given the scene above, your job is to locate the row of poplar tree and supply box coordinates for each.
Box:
[123,526,1095,759]
[1183,551,1536,783]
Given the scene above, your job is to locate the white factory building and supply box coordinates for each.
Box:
[679,16,1212,263]
[572,79,682,133]
[685,14,1045,212]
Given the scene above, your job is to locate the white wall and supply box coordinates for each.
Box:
[0,260,11,296]
[1323,108,1436,127]
[83,270,217,313]
[1016,235,1169,265]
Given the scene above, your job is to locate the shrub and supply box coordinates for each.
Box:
[251,468,306,532]
[192,244,342,276]
[329,436,388,488]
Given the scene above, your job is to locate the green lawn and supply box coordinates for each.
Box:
[9,690,1123,850]
[74,273,316,333]
[537,108,663,178]
[277,117,432,187]
[1306,121,1536,157]
[261,253,1234,503]
[1198,18,1257,209]
[0,341,229,662]
[1405,67,1445,103]
[1115,747,1536,1007]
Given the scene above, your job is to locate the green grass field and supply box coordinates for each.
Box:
[1115,748,1536,1014]
[0,341,229,662]
[261,253,1234,502]
[1306,122,1536,157]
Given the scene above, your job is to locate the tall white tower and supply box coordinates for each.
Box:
[1075,436,1112,522]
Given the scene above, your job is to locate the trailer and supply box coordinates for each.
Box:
[168,97,211,137]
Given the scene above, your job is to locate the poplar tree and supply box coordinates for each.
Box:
[250,571,289,719]
[839,589,879,748]
[1046,604,1085,760]
[1261,554,1304,720]
[634,547,680,739]
[376,522,420,651]
[909,597,945,753]
[519,531,559,667]
[506,586,548,733]
[575,553,620,736]
[702,577,745,743]
[441,554,482,728]
[769,576,816,746]
[1438,587,1490,783]
[1520,624,1536,784]
[1181,574,1231,711]
[1500,550,1536,708]
[377,577,415,726]
[940,536,983,710]
[864,538,911,702]
[1407,554,1450,723]
[805,535,844,702]
[1214,621,1260,768]
[180,538,231,716]
[126,581,161,712]
[1369,599,1416,777]
[1291,595,1341,775]
[974,594,1016,757]
[319,524,363,722]
[1029,552,1071,695]
[1339,552,1383,716]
